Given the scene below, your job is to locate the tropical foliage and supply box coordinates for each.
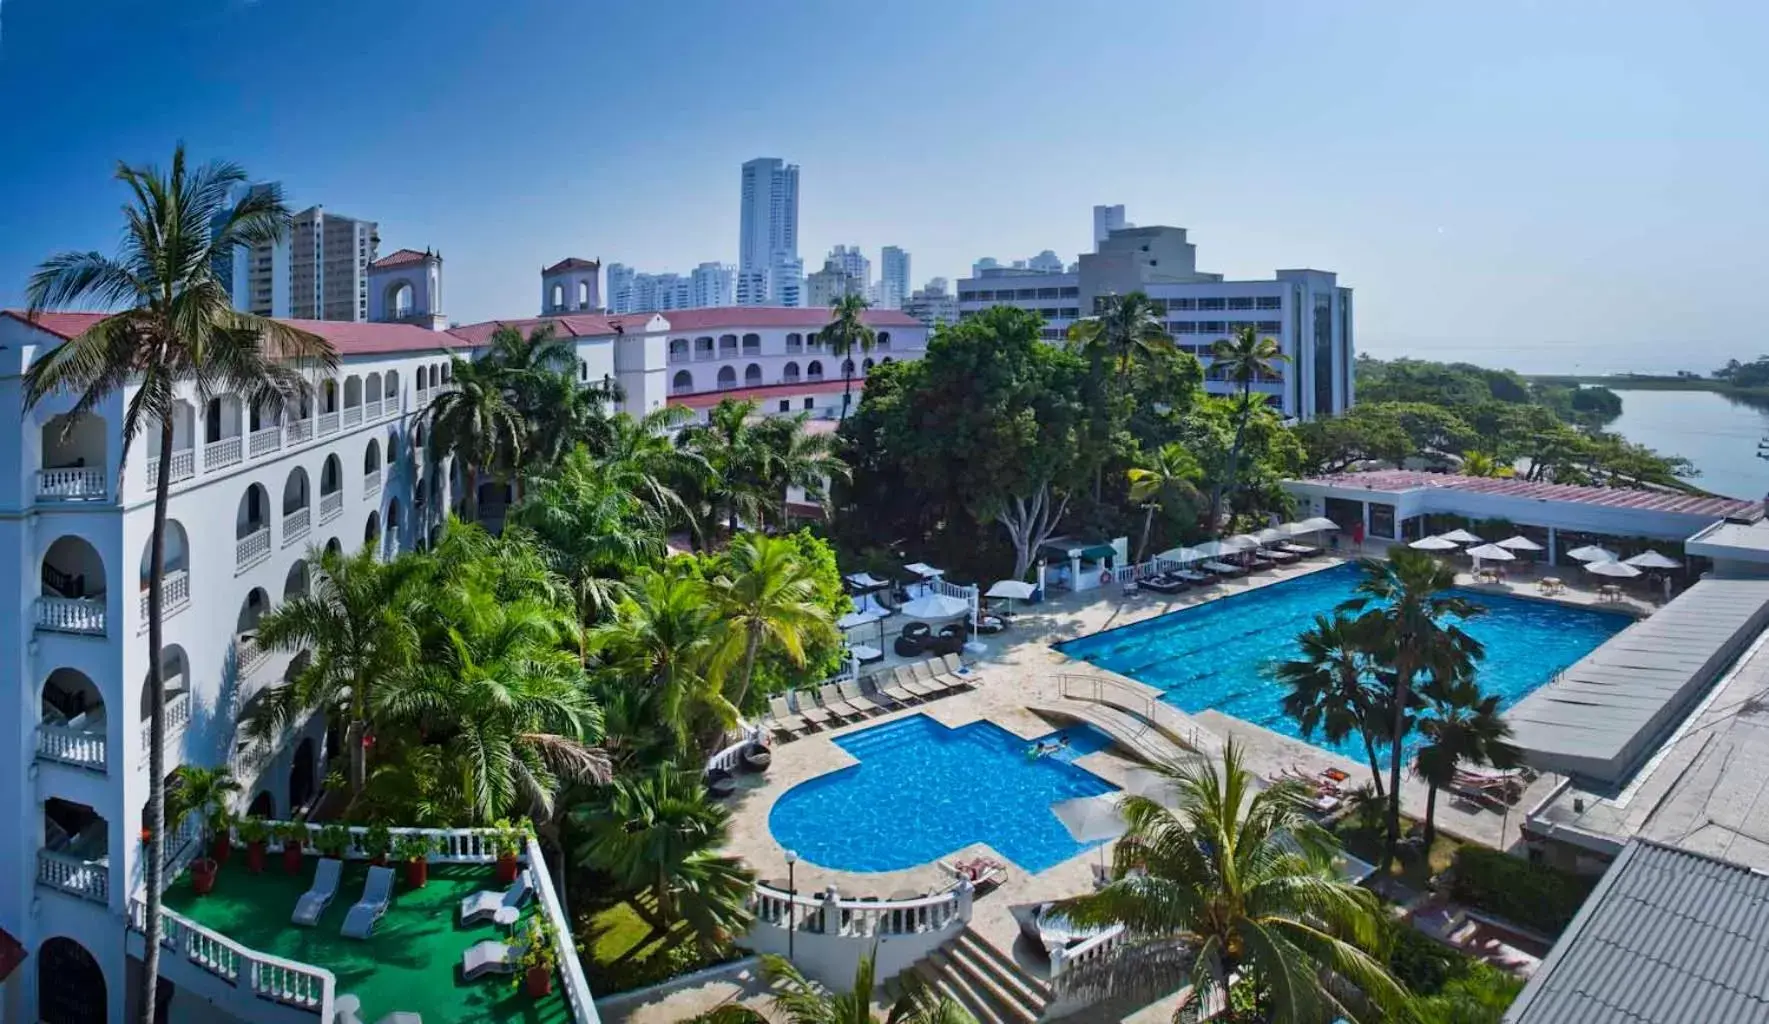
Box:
[762,952,979,1024]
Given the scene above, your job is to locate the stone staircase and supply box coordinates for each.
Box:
[902,927,1052,1024]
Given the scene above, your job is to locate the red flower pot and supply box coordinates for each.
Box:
[405,858,429,889]
[246,840,267,874]
[524,966,553,998]
[211,832,232,865]
[191,858,218,895]
[283,841,304,875]
[496,852,519,884]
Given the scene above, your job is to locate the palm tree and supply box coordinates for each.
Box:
[21,146,335,1024]
[573,764,753,943]
[704,533,837,714]
[753,413,850,527]
[1051,742,1413,1023]
[166,764,242,852]
[1412,675,1518,850]
[824,293,876,421]
[520,367,621,473]
[596,405,702,525]
[589,569,734,756]
[1126,442,1203,562]
[1340,546,1487,869]
[1277,614,1388,797]
[511,446,666,625]
[1460,450,1501,478]
[1204,325,1287,536]
[1067,291,1175,396]
[763,952,979,1024]
[249,545,427,794]
[679,399,768,539]
[426,354,524,521]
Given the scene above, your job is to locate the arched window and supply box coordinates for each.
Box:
[672,370,693,395]
[786,333,803,353]
[741,333,760,355]
[717,366,737,389]
[842,359,856,377]
[364,438,381,475]
[877,331,891,350]
[744,363,763,386]
[669,338,689,362]
[881,356,894,365]
[783,361,801,383]
[862,358,874,374]
[718,334,738,356]
[550,282,564,310]
[577,280,590,308]
[695,336,714,359]
[392,283,414,317]
[807,360,824,381]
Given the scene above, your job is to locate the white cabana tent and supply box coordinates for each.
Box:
[1439,528,1485,544]
[1585,560,1643,579]
[1566,544,1619,563]
[1496,535,1545,552]
[1410,535,1460,551]
[1189,540,1237,559]
[1624,550,1682,570]
[903,562,944,579]
[1224,534,1262,552]
[1156,546,1203,564]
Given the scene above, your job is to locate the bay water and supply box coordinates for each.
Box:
[1607,388,1769,500]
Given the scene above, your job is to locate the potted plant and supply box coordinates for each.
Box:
[394,832,435,889]
[514,917,558,998]
[363,823,393,866]
[317,823,352,860]
[168,765,241,895]
[278,821,308,875]
[238,818,272,874]
[492,819,529,884]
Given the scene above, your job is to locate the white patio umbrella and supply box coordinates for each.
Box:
[897,592,971,620]
[1624,550,1682,570]
[1409,535,1460,551]
[1224,534,1262,552]
[1585,560,1643,578]
[1439,528,1484,544]
[1292,517,1341,534]
[1254,527,1288,546]
[1122,767,1183,808]
[1189,540,1236,560]
[1566,544,1619,563]
[1495,535,1544,552]
[1052,794,1127,870]
[1464,543,1516,562]
[1156,546,1203,564]
[984,579,1037,616]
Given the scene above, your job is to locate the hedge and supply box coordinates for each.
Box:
[1448,847,1595,937]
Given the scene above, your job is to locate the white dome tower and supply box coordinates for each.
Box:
[367,248,446,330]
[541,258,601,315]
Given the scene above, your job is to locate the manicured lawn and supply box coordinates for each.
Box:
[578,895,731,994]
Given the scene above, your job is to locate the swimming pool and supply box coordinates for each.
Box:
[768,715,1118,873]
[1056,563,1633,759]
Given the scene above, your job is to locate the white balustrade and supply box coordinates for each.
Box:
[750,881,965,939]
[204,435,243,470]
[36,596,106,635]
[248,426,282,458]
[236,635,270,678]
[149,449,196,484]
[283,507,311,546]
[285,418,314,444]
[141,690,192,766]
[529,835,599,1021]
[235,526,272,571]
[140,569,191,621]
[365,398,383,421]
[319,411,340,435]
[38,849,108,904]
[37,466,107,502]
[37,723,106,771]
[128,900,334,1015]
[343,405,363,428]
[319,490,343,523]
[1050,924,1126,988]
[363,470,381,498]
[706,723,765,775]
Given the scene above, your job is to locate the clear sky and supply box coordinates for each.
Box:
[2,0,1765,374]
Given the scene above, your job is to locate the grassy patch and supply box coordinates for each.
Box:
[1334,819,1462,892]
[586,900,666,966]
[577,896,738,995]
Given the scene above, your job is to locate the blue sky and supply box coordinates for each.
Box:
[2,0,1766,374]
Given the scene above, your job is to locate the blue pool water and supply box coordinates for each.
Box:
[1056,563,1633,759]
[768,715,1118,873]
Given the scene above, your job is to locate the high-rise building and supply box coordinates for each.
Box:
[738,157,801,305]
[606,263,636,309]
[691,262,736,308]
[1093,204,1131,247]
[224,184,378,322]
[606,261,735,314]
[1027,249,1065,273]
[826,246,871,291]
[903,277,958,327]
[879,246,910,309]
[805,263,861,309]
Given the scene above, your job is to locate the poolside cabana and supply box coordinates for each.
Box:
[1037,537,1126,594]
[844,572,895,617]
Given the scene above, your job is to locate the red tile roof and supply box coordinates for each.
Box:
[369,248,433,269]
[1293,469,1760,520]
[2,309,467,357]
[652,306,921,331]
[543,257,600,274]
[667,377,855,409]
[446,314,628,346]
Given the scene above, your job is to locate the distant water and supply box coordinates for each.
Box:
[1608,388,1769,500]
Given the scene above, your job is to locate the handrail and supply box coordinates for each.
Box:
[239,820,507,863]
[527,836,600,1023]
[1050,923,1127,986]
[750,880,969,938]
[706,722,765,775]
[1058,673,1222,757]
[129,897,334,1018]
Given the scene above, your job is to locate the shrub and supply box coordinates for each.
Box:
[1388,924,1460,994]
[1449,847,1595,936]
[1385,921,1526,1023]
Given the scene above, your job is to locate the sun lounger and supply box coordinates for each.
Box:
[1201,560,1245,578]
[1246,554,1277,571]
[911,660,959,694]
[460,870,533,925]
[1265,549,1299,564]
[341,865,395,939]
[890,665,938,698]
[937,654,978,688]
[939,856,1007,891]
[766,696,811,739]
[376,1014,423,1024]
[818,683,871,720]
[1280,542,1323,557]
[1141,573,1188,594]
[460,938,522,981]
[794,691,836,728]
[292,856,342,926]
[840,679,897,714]
[866,672,921,706]
[1176,569,1214,584]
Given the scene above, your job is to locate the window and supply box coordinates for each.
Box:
[876,332,890,350]
[1060,286,1079,298]
[1061,307,1080,319]
[1226,297,1255,311]
[807,360,824,381]
[779,400,791,413]
[1315,293,1337,416]
[1197,297,1226,311]
[786,332,803,353]
[1041,307,1060,319]
[1171,322,1198,334]
[744,363,762,386]
[717,366,737,389]
[1037,288,1058,299]
[1197,321,1225,334]
[741,333,761,355]
[1256,295,1282,310]
[958,291,978,302]
[783,361,801,382]
[669,338,689,362]
[1016,289,1037,300]
[803,398,814,410]
[1257,320,1282,333]
[718,334,738,356]
[672,370,692,394]
[1169,298,1196,310]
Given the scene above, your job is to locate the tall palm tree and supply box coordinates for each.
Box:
[166,764,242,852]
[1051,742,1413,1023]
[21,146,334,1023]
[1412,675,1518,850]
[426,354,523,521]
[1126,442,1203,562]
[753,413,850,527]
[249,545,427,794]
[1340,546,1486,869]
[763,952,979,1024]
[679,399,767,539]
[824,293,876,421]
[1276,614,1388,797]
[511,446,666,625]
[596,405,702,525]
[520,367,621,473]
[1067,292,1175,500]
[1204,325,1287,536]
[589,569,734,756]
[704,533,837,714]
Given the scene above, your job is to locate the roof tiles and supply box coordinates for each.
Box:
[1296,469,1760,521]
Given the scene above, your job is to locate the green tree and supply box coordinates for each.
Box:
[166,765,242,849]
[595,405,703,526]
[426,353,524,521]
[511,446,666,625]
[1341,546,1486,869]
[590,568,734,756]
[1277,614,1389,797]
[679,398,769,540]
[1068,292,1176,498]
[1412,676,1519,850]
[1126,441,1203,562]
[763,951,979,1024]
[705,533,838,714]
[1204,326,1287,536]
[20,148,336,1022]
[1052,742,1413,1023]
[753,413,849,526]
[824,292,877,420]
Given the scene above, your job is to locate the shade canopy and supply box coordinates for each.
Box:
[1254,527,1288,545]
[845,572,891,590]
[1189,540,1237,559]
[1292,517,1341,534]
[1156,546,1202,564]
[1409,535,1461,551]
[902,562,944,579]
[1051,794,1127,844]
[1224,534,1262,551]
[1584,560,1643,578]
[1566,544,1619,563]
[1122,767,1183,808]
[985,580,1038,600]
[1496,535,1545,552]
[898,593,971,620]
[836,610,883,631]
[1465,543,1517,561]
[1439,528,1485,544]
[1623,550,1682,570]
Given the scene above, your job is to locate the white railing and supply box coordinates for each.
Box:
[706,723,766,775]
[363,470,381,498]
[285,418,314,445]
[205,435,243,470]
[319,490,342,523]
[128,899,334,1017]
[1050,923,1127,987]
[529,835,601,1022]
[365,398,383,421]
[343,405,363,428]
[319,411,340,435]
[37,466,107,501]
[140,569,191,621]
[37,723,106,771]
[147,448,197,484]
[236,635,270,678]
[141,690,192,767]
[37,595,106,635]
[1057,674,1223,757]
[248,426,282,458]
[283,507,311,546]
[39,849,108,904]
[751,880,968,939]
[236,526,272,571]
[238,821,508,864]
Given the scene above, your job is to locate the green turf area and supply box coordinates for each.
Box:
[164,857,570,1024]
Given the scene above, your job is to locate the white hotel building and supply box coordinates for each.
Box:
[957,224,1354,421]
[0,247,922,1022]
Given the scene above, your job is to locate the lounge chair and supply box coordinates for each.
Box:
[376,1014,423,1024]
[460,870,533,925]
[891,665,939,699]
[292,856,343,926]
[794,691,836,728]
[1176,568,1214,584]
[938,654,976,686]
[1141,573,1188,595]
[840,679,897,714]
[818,683,871,720]
[766,696,811,739]
[1201,560,1245,578]
[867,672,921,706]
[1265,548,1299,565]
[1246,554,1277,572]
[1280,542,1322,558]
[341,865,396,939]
[460,938,522,981]
[910,660,959,695]
[940,856,1007,891]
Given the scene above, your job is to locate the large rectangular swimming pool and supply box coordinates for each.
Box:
[1055,563,1633,758]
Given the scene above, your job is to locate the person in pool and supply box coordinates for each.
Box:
[1028,736,1071,758]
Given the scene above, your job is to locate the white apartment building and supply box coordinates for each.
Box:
[738,158,802,306]
[805,266,863,309]
[878,246,909,310]
[0,246,923,1021]
[603,261,735,315]
[902,277,959,328]
[691,262,737,308]
[228,188,379,323]
[1092,204,1130,246]
[956,224,1354,420]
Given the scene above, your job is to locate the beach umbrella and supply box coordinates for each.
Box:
[1052,793,1127,871]
[1409,535,1460,551]
[1496,535,1545,552]
[903,562,945,579]
[985,580,1037,600]
[1624,550,1682,570]
[1566,544,1619,563]
[1293,517,1341,534]
[1254,527,1288,546]
[1189,540,1234,560]
[898,592,971,620]
[1156,546,1203,564]
[1224,534,1262,552]
[1584,560,1643,578]
[1439,528,1484,544]
[1464,543,1516,562]
[1122,767,1184,808]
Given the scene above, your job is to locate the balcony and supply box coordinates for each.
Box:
[363,471,381,498]
[236,526,272,573]
[285,417,314,445]
[37,596,106,636]
[37,723,106,772]
[37,467,107,502]
[38,849,107,905]
[365,398,383,421]
[248,426,282,459]
[236,634,270,679]
[283,507,311,547]
[415,387,429,407]
[205,436,243,471]
[139,569,191,622]
[147,449,196,485]
[319,411,340,435]
[319,491,342,524]
[343,406,363,428]
[140,690,192,768]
